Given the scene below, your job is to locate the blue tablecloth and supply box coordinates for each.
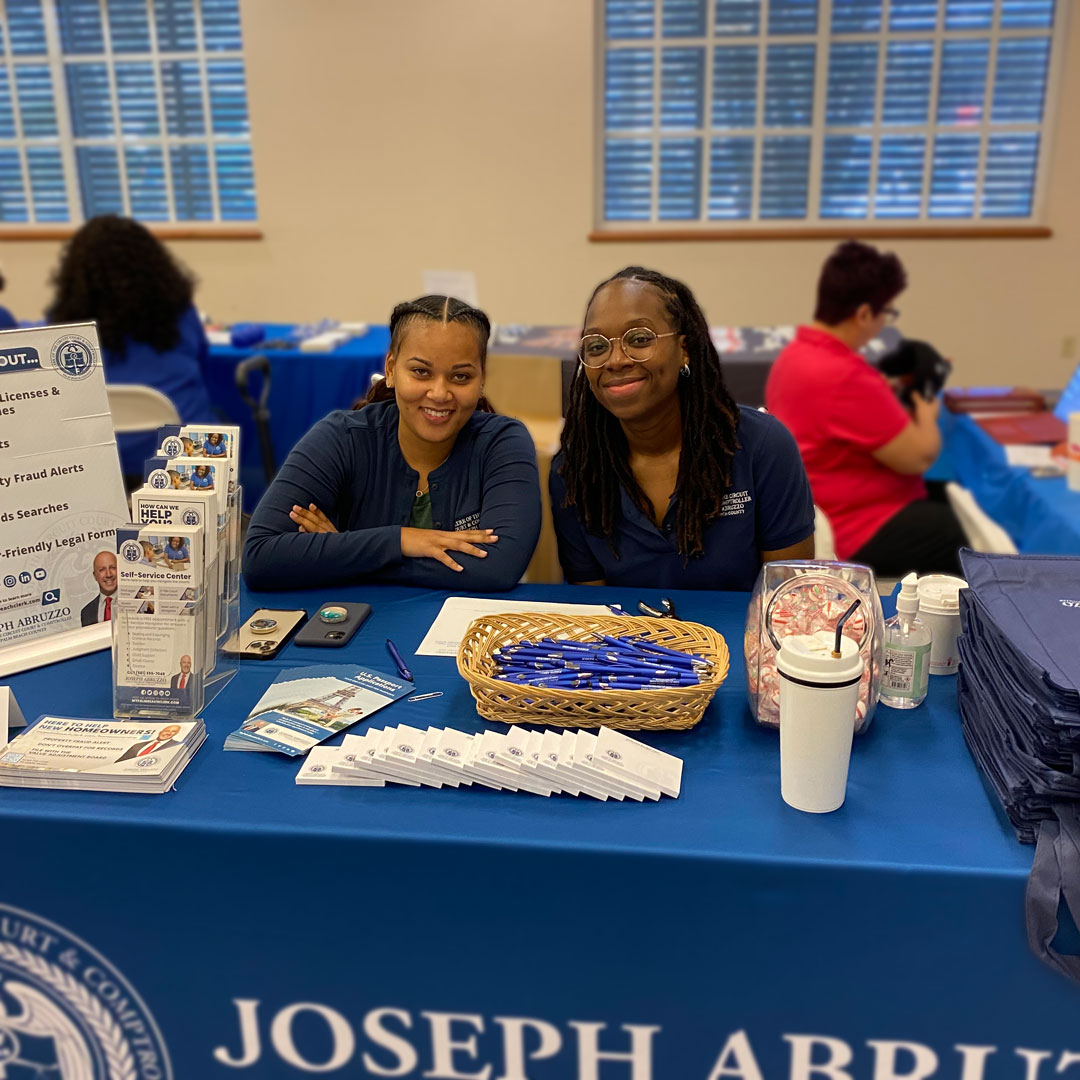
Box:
[205,324,390,509]
[1,581,1072,1079]
[934,410,1080,554]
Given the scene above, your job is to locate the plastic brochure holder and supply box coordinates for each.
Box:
[111,545,239,722]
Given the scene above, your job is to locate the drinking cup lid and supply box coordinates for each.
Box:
[777,631,863,684]
[917,574,968,615]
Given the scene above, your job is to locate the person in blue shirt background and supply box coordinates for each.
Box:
[190,464,214,489]
[244,295,542,591]
[550,266,815,590]
[46,215,213,484]
[203,432,227,455]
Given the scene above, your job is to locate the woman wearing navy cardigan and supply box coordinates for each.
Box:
[244,295,542,592]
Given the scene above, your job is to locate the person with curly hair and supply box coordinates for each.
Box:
[243,295,542,591]
[551,267,814,590]
[47,215,212,481]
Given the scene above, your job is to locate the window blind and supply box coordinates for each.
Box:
[0,0,256,224]
[600,0,1058,228]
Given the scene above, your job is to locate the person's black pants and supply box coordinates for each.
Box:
[851,482,967,577]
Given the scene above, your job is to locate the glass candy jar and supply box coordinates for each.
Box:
[745,560,885,734]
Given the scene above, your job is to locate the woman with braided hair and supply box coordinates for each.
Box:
[244,295,541,591]
[550,267,814,589]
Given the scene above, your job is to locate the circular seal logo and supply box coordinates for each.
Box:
[310,764,326,774]
[148,470,170,491]
[398,744,413,755]
[135,756,158,768]
[605,749,622,761]
[181,510,200,527]
[508,746,522,757]
[50,335,97,381]
[444,748,460,759]
[120,541,142,564]
[0,902,172,1079]
[161,437,184,458]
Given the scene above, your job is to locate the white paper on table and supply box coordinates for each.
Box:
[415,597,612,657]
[0,687,27,749]
[1003,445,1063,471]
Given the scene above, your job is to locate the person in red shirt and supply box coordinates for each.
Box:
[765,241,965,575]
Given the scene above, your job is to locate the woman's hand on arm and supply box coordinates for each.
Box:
[399,527,499,572]
[290,503,338,533]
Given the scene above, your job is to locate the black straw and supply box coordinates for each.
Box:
[832,599,862,657]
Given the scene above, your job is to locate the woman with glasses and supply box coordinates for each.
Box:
[244,295,542,591]
[550,266,815,589]
[766,241,965,575]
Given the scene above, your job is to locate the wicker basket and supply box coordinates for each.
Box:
[456,613,729,730]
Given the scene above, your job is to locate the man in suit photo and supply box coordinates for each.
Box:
[80,550,117,626]
[114,723,183,763]
[170,655,194,707]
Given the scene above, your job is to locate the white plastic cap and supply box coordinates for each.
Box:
[897,572,921,617]
[917,573,968,615]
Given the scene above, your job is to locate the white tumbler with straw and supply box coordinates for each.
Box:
[779,600,865,814]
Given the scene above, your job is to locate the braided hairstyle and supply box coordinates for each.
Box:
[47,215,195,354]
[559,266,740,561]
[360,295,494,412]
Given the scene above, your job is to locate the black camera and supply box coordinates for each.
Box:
[876,338,952,408]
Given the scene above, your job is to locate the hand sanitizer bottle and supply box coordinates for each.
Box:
[880,573,932,709]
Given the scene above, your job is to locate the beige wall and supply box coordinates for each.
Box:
[3,0,1078,388]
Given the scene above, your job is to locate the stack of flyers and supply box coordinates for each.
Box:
[152,424,242,601]
[155,424,240,492]
[112,522,207,717]
[0,716,205,793]
[297,725,683,800]
[226,664,412,756]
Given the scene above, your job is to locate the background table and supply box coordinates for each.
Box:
[934,410,1080,554]
[1,581,1073,1080]
[205,324,390,508]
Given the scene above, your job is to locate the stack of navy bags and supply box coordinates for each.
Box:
[957,550,1080,844]
[957,551,1080,980]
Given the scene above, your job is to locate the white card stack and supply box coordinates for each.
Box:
[295,725,682,800]
[0,715,205,794]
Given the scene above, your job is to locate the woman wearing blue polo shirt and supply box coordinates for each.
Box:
[244,295,542,592]
[164,537,190,567]
[190,464,214,489]
[550,267,815,590]
[203,433,227,456]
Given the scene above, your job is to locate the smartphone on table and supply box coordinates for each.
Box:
[293,601,373,648]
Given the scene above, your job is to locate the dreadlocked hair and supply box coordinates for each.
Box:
[358,294,495,412]
[559,266,740,562]
[47,215,195,354]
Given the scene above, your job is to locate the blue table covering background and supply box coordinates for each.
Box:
[2,581,1074,1080]
[933,410,1080,554]
[205,324,390,509]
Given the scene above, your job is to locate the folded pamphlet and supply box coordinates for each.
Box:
[227,664,412,756]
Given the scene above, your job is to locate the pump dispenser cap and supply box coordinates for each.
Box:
[896,572,920,617]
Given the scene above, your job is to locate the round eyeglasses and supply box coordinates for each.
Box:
[578,327,678,368]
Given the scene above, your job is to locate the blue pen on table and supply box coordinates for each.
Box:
[385,638,413,682]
